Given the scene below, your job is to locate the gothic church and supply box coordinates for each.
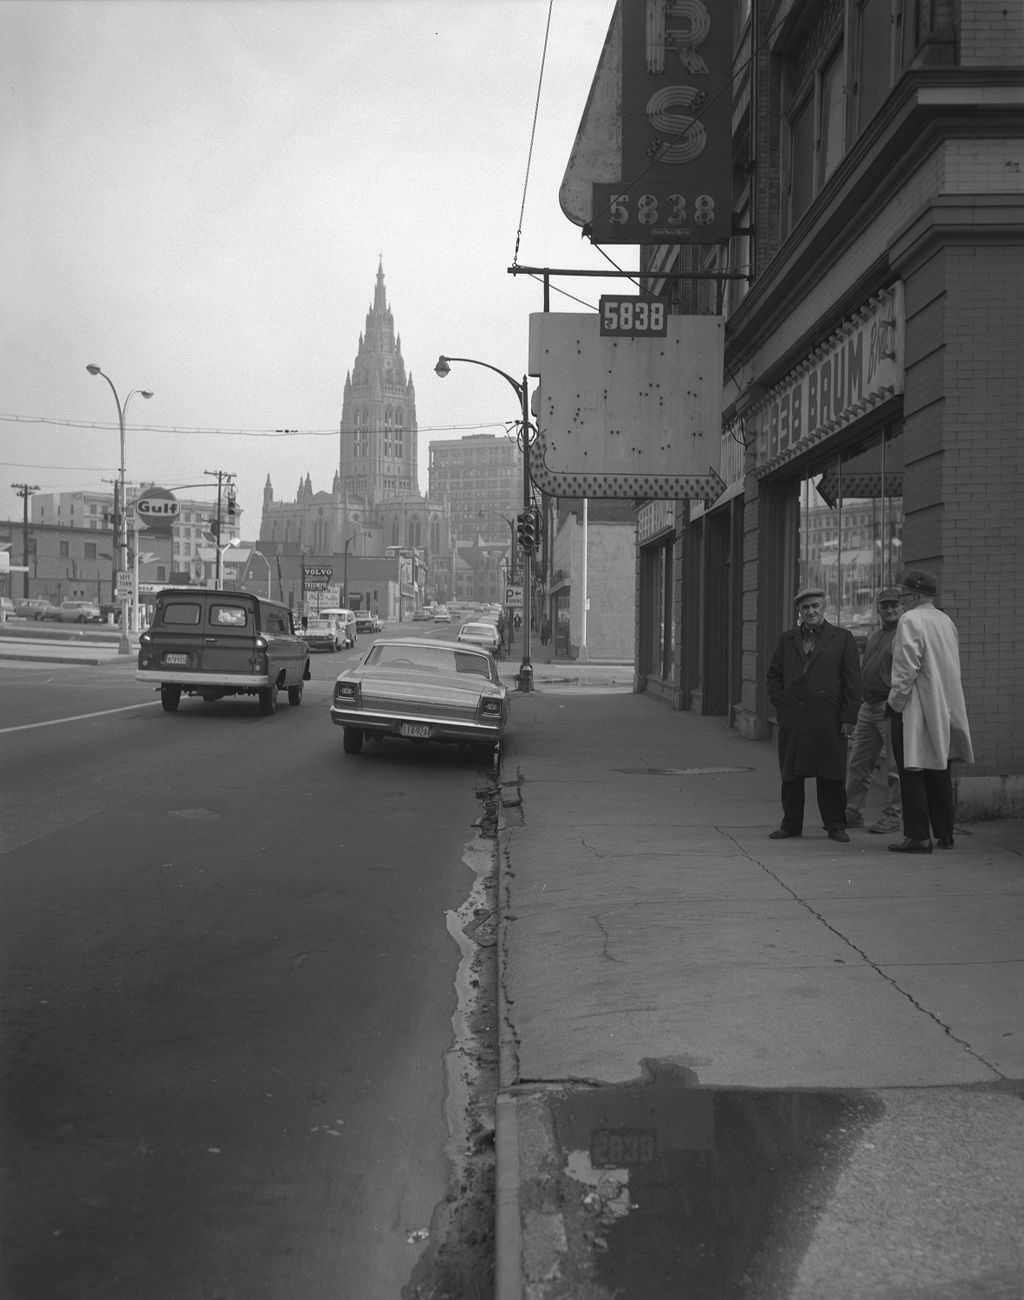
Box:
[259,262,452,587]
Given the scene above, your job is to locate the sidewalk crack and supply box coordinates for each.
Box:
[724,831,1006,1080]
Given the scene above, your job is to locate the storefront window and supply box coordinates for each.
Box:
[798,428,903,630]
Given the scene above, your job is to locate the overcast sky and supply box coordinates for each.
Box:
[1,0,618,529]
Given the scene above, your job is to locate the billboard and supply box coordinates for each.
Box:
[528,312,725,500]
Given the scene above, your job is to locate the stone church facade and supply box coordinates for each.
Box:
[259,262,454,603]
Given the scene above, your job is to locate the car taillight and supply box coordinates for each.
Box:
[334,681,361,706]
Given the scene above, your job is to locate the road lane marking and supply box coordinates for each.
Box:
[0,701,159,734]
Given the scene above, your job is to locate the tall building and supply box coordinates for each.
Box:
[428,430,522,548]
[260,262,453,603]
[339,260,418,503]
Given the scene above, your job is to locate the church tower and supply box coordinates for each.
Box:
[339,260,418,505]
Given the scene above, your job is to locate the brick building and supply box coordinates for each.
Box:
[569,0,1024,817]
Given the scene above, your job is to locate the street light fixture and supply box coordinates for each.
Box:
[218,537,241,590]
[436,355,534,691]
[86,365,153,655]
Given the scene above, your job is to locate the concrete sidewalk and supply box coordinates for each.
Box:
[494,686,1024,1298]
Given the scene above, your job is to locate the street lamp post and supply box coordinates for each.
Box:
[86,365,153,655]
[436,355,533,690]
[218,537,241,590]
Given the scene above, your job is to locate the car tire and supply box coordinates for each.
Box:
[160,685,181,713]
[287,681,303,706]
[258,686,278,715]
[342,726,363,754]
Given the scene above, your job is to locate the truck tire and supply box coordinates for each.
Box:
[160,684,181,712]
[342,726,363,754]
[287,681,303,706]
[258,686,278,715]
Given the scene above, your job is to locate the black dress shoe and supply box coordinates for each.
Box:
[936,837,954,849]
[828,828,850,843]
[888,838,933,854]
[769,828,801,839]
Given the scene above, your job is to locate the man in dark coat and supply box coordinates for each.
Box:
[767,588,862,843]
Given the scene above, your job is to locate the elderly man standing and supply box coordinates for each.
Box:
[887,569,974,853]
[767,588,862,843]
[844,587,904,834]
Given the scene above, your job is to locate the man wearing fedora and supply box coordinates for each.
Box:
[844,586,904,834]
[767,588,861,843]
[886,568,974,853]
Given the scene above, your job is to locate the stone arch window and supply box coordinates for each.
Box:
[408,515,422,548]
[391,517,400,545]
[430,518,441,553]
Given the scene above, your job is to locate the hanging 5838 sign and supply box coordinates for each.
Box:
[589,0,732,245]
[600,296,668,337]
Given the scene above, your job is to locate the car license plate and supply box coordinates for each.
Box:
[163,653,189,666]
[400,722,431,739]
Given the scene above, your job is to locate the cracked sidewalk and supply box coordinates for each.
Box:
[493,689,1024,1298]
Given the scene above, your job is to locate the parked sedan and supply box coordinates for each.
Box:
[17,597,58,620]
[355,612,383,634]
[456,621,501,653]
[330,637,508,759]
[57,600,103,623]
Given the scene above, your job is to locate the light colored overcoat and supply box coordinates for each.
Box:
[888,602,974,769]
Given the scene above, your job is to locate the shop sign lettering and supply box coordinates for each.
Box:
[590,0,733,244]
[752,285,904,470]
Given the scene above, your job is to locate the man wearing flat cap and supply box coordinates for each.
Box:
[886,569,974,853]
[767,587,861,842]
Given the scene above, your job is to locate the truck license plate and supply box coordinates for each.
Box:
[164,653,189,666]
[400,722,431,739]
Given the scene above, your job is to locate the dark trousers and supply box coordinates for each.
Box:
[890,713,954,843]
[780,777,846,833]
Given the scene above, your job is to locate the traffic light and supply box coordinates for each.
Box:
[225,489,237,520]
[516,507,540,554]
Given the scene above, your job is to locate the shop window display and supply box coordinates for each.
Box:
[798,430,903,643]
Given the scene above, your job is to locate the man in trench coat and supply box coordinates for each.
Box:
[886,568,974,853]
[767,588,862,842]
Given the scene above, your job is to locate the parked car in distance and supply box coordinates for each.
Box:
[317,608,358,649]
[456,621,501,653]
[355,611,383,634]
[411,608,432,621]
[14,597,56,620]
[330,636,508,759]
[57,600,103,623]
[432,607,452,623]
[303,618,340,652]
[137,588,310,715]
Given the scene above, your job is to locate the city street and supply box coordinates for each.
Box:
[0,641,499,1299]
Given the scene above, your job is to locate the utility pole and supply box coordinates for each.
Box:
[10,483,39,598]
[204,469,236,589]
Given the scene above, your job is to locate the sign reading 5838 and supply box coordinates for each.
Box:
[600,296,668,337]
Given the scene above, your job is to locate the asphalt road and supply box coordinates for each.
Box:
[1,640,498,1299]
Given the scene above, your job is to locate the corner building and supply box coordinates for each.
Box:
[637,0,1024,817]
